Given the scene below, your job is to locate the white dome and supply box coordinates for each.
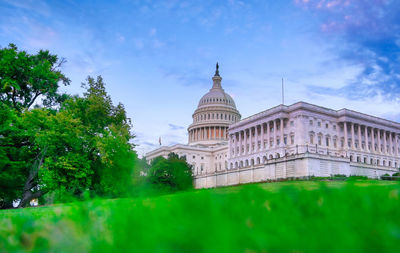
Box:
[197,88,237,109]
[188,64,241,146]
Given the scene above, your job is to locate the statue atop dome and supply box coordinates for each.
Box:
[215,62,220,76]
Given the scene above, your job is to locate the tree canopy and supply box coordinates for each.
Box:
[0,44,70,111]
[0,45,137,208]
[148,153,193,192]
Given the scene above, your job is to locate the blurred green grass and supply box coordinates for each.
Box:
[1,180,400,252]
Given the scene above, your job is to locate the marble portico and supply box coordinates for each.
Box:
[147,65,400,189]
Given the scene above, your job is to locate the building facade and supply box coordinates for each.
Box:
[147,66,400,188]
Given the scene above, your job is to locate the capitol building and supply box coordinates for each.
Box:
[146,64,400,188]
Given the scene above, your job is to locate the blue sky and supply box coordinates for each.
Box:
[1,0,399,156]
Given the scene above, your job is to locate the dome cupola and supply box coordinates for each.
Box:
[188,63,241,146]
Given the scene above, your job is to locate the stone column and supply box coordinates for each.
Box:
[351,122,355,149]
[378,129,382,154]
[233,133,236,157]
[261,123,264,151]
[244,129,248,154]
[249,127,252,154]
[273,120,277,148]
[239,131,242,156]
[280,118,284,147]
[384,130,387,154]
[200,127,202,140]
[371,128,375,153]
[344,122,348,150]
[267,121,270,150]
[396,134,399,156]
[364,126,369,152]
[358,124,362,150]
[390,132,394,155]
[255,126,259,151]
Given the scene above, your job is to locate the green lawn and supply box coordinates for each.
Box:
[1,180,400,252]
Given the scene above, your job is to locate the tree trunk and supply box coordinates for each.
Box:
[18,147,47,208]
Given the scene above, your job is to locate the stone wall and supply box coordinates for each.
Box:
[194,153,399,188]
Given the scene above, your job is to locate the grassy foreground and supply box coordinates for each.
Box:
[1,180,400,252]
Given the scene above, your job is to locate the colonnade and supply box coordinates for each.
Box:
[231,118,286,157]
[342,122,400,156]
[189,126,229,142]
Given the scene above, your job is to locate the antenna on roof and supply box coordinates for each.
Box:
[282,78,284,105]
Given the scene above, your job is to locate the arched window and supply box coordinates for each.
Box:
[251,159,254,166]
[364,157,367,163]
[235,162,238,169]
[240,161,243,168]
[370,158,373,164]
[276,153,280,158]
[269,154,273,159]
[245,160,249,167]
[256,157,260,164]
[350,155,353,162]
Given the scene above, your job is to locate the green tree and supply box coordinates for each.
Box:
[0,75,137,208]
[0,104,28,208]
[0,44,70,111]
[148,153,193,192]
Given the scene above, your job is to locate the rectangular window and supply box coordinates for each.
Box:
[310,135,314,144]
[309,120,313,126]
[283,136,287,145]
[318,122,321,127]
[290,135,294,145]
[318,136,322,145]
